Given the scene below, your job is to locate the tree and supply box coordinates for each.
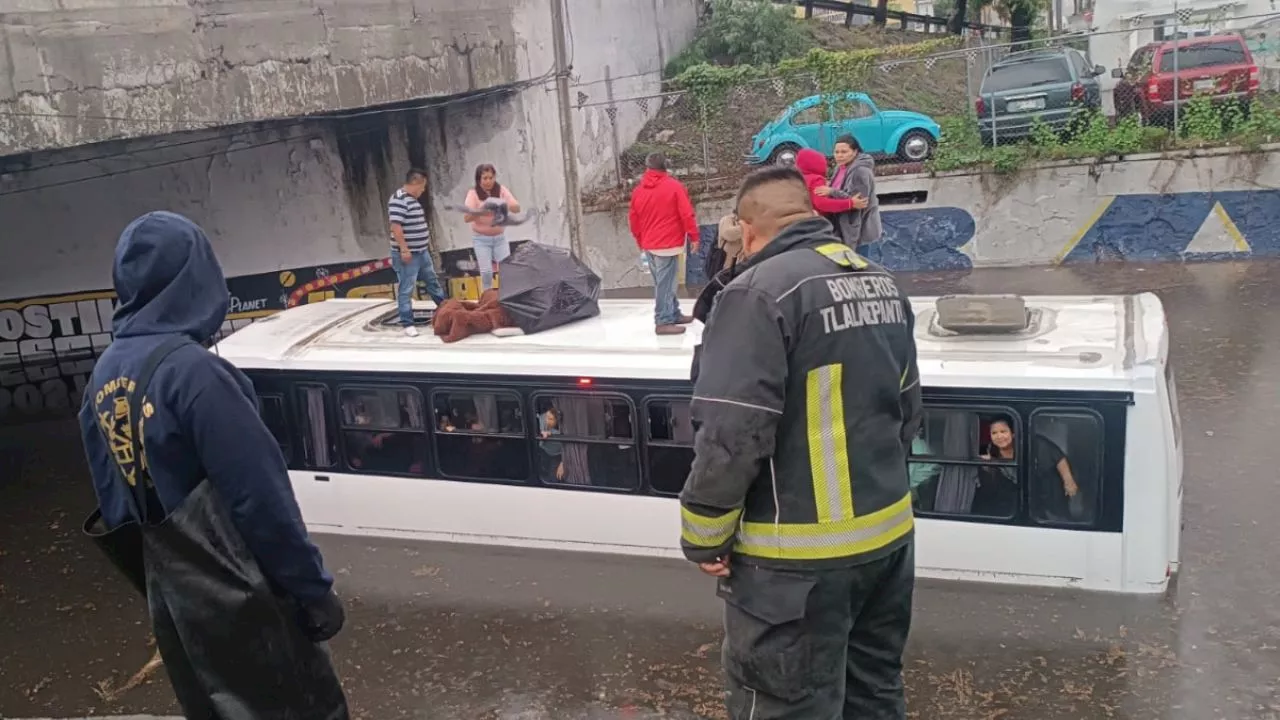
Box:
[1001,0,1045,45]
[935,0,976,34]
[941,0,1046,42]
[875,0,889,26]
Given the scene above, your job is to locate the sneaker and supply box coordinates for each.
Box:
[403,326,420,338]
[655,324,686,335]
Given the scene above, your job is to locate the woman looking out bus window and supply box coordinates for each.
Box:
[973,419,1019,517]
[539,408,566,482]
[979,419,1081,519]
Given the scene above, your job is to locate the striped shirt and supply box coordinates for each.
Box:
[388,188,431,252]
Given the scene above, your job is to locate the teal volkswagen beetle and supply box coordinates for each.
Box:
[746,92,941,166]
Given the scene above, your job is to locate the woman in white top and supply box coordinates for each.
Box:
[463,164,521,291]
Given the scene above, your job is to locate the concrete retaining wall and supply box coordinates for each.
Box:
[0,0,522,156]
[586,144,1280,288]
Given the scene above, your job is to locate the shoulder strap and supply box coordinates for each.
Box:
[812,242,869,271]
[98,335,192,524]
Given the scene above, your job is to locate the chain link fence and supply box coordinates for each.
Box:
[576,49,974,202]
[578,13,1280,202]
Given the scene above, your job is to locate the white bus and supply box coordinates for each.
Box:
[214,293,1183,595]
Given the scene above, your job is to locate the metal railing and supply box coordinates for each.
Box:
[777,0,1013,36]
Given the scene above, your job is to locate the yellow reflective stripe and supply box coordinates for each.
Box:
[900,365,909,389]
[814,243,869,269]
[680,506,742,547]
[734,493,914,561]
[807,364,854,523]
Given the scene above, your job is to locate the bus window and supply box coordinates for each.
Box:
[297,384,336,469]
[257,394,291,461]
[534,393,639,491]
[1029,410,1102,526]
[432,390,529,482]
[645,398,695,496]
[909,408,1018,519]
[339,386,428,476]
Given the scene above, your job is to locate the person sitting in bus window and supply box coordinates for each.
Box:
[538,408,565,482]
[346,407,419,474]
[1031,430,1084,523]
[974,418,1020,517]
[908,430,941,511]
[346,408,385,469]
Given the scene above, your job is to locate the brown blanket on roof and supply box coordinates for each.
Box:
[432,289,516,343]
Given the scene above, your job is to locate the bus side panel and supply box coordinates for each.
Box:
[1122,390,1173,592]
[295,471,684,556]
[289,470,352,530]
[915,519,1125,592]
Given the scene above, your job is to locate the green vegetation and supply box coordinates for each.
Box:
[665,0,810,77]
[664,0,960,111]
[595,0,1280,204]
[929,97,1280,175]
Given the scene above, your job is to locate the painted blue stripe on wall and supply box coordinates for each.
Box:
[685,207,976,285]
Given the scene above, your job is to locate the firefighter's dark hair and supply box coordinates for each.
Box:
[736,166,805,202]
[733,166,813,230]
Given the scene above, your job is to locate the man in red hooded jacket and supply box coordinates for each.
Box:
[629,153,700,335]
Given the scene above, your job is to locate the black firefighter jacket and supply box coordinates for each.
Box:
[680,216,923,569]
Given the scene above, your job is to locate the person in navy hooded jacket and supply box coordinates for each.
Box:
[79,212,348,717]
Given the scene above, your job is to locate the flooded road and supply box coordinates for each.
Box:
[3,260,1280,719]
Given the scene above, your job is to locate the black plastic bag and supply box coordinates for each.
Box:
[499,242,601,334]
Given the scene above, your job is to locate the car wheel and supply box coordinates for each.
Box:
[897,130,935,162]
[768,143,800,167]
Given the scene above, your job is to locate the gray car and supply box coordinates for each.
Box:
[976,47,1106,146]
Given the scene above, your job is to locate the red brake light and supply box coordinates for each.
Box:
[1248,64,1260,92]
[975,97,986,115]
[577,378,593,386]
[1071,82,1085,102]
[1147,77,1160,101]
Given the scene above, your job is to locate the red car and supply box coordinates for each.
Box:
[1112,33,1258,126]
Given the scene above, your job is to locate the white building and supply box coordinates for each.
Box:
[1089,0,1279,70]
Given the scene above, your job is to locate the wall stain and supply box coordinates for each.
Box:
[334,113,395,231]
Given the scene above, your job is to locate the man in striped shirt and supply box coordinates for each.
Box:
[389,169,446,337]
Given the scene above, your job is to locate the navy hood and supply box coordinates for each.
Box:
[111,212,229,341]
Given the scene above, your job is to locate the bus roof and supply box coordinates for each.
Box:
[214,294,1168,391]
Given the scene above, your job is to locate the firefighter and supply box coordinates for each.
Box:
[680,165,922,720]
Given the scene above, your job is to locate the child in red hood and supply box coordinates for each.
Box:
[794,148,856,216]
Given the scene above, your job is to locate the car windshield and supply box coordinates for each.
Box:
[1158,41,1247,72]
[982,58,1073,92]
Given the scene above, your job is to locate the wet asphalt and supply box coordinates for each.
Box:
[2,260,1280,720]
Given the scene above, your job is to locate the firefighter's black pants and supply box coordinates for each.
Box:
[718,542,914,720]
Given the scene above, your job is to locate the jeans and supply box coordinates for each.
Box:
[473,234,511,291]
[390,249,446,327]
[647,252,682,326]
[720,543,915,720]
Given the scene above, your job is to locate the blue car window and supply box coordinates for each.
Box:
[792,105,825,126]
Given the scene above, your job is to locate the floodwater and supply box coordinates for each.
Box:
[3,261,1280,720]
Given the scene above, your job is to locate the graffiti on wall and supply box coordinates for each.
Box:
[1058,191,1280,263]
[688,206,977,284]
[0,259,396,423]
[688,189,1280,282]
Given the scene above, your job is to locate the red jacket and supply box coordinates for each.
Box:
[795,149,855,215]
[629,169,699,252]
